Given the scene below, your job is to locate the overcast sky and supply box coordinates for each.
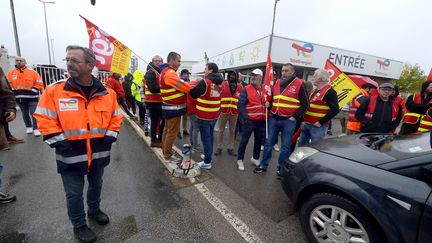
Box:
[1,0,431,74]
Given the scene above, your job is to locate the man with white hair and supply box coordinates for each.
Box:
[298,68,339,146]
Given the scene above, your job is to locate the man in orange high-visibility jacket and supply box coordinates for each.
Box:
[159,52,190,163]
[7,56,43,136]
[346,83,376,134]
[189,62,223,169]
[298,69,339,146]
[34,45,123,242]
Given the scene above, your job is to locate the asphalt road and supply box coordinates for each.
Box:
[0,111,311,243]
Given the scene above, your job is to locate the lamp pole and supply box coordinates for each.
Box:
[268,0,280,56]
[9,0,21,56]
[38,0,55,65]
[50,38,55,65]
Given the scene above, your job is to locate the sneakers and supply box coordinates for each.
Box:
[214,148,222,156]
[197,161,212,170]
[276,166,282,177]
[26,127,33,134]
[7,136,24,144]
[73,225,97,242]
[250,158,260,166]
[33,129,41,137]
[253,166,267,174]
[227,149,237,157]
[0,191,16,204]
[237,160,244,171]
[327,130,333,136]
[88,210,110,225]
[273,144,280,152]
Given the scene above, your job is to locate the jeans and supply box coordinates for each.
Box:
[189,114,200,147]
[237,120,265,160]
[4,123,11,137]
[148,107,164,142]
[60,168,105,228]
[198,119,217,164]
[18,100,38,129]
[298,123,328,146]
[260,116,297,169]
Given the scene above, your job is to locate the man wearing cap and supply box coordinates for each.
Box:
[215,70,242,157]
[355,82,403,133]
[346,83,377,134]
[254,63,309,175]
[298,69,339,146]
[236,68,265,170]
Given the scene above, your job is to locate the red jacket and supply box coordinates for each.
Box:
[106,75,125,99]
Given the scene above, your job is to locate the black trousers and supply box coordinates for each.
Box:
[148,107,164,142]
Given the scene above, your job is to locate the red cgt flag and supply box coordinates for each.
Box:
[80,15,131,75]
[427,68,432,81]
[263,52,273,101]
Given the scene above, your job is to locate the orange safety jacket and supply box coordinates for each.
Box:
[303,84,332,124]
[7,67,43,100]
[347,89,370,132]
[402,93,422,124]
[195,79,221,120]
[159,66,190,117]
[270,78,303,116]
[245,85,266,121]
[33,78,123,174]
[220,81,242,115]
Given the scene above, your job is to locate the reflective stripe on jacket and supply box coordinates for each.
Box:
[34,78,123,174]
[303,84,332,124]
[220,81,242,115]
[270,78,303,116]
[245,85,266,121]
[402,93,422,124]
[195,79,221,120]
[145,84,162,102]
[7,67,43,100]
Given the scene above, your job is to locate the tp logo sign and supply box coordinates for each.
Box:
[292,43,314,58]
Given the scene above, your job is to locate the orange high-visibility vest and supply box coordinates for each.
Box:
[245,85,266,121]
[195,79,221,120]
[303,84,332,124]
[270,78,304,116]
[220,81,242,115]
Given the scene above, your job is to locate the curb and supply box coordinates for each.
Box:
[121,110,201,179]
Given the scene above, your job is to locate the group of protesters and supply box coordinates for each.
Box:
[3,45,432,242]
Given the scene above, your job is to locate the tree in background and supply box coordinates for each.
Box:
[395,63,426,95]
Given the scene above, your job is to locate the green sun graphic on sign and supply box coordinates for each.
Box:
[229,54,235,66]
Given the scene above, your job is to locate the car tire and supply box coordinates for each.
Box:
[300,193,382,243]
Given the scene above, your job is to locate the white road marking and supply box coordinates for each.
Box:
[194,183,263,243]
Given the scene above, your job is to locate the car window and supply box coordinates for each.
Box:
[391,133,432,154]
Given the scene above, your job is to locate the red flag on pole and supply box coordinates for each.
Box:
[427,68,432,81]
[263,52,273,100]
[80,15,131,75]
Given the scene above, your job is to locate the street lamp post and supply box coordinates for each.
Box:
[50,38,55,65]
[38,0,55,65]
[268,0,280,56]
[9,0,21,56]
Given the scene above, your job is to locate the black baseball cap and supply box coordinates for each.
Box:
[180,69,191,75]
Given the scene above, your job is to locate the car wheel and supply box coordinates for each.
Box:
[300,193,382,243]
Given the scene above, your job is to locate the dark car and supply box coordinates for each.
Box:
[281,133,432,243]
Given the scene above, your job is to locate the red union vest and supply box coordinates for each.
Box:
[220,81,242,115]
[195,79,221,120]
[402,93,422,124]
[303,84,332,124]
[145,71,162,102]
[245,85,266,121]
[364,95,399,123]
[270,78,304,116]
[159,67,186,106]
[418,108,432,132]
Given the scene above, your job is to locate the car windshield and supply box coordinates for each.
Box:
[360,133,432,154]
